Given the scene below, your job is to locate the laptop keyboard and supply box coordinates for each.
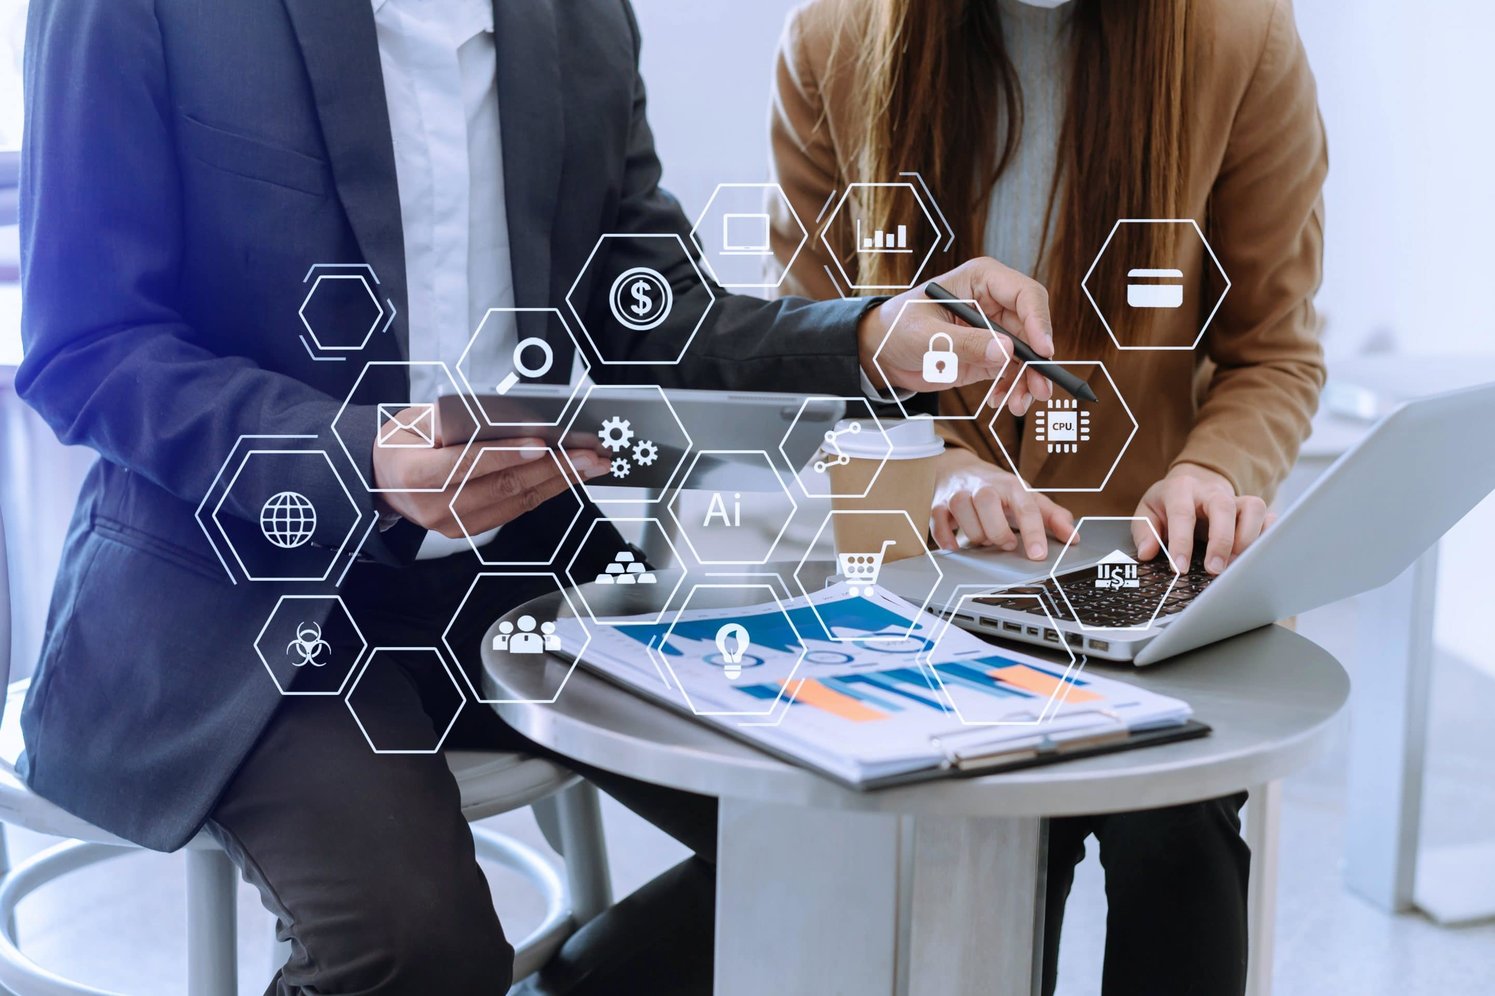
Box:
[973,554,1215,630]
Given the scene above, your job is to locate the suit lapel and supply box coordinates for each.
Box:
[492,0,564,349]
[281,0,409,356]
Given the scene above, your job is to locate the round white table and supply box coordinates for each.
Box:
[482,568,1348,996]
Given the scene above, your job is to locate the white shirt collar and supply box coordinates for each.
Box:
[371,0,493,43]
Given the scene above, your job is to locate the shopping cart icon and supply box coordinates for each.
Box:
[837,538,897,597]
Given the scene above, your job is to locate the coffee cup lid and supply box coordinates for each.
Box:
[830,418,945,460]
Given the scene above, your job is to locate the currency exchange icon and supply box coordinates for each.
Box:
[609,266,674,333]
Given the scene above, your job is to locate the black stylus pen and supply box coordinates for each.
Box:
[923,280,1098,403]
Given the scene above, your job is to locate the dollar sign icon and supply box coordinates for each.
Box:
[630,279,653,316]
[610,266,674,333]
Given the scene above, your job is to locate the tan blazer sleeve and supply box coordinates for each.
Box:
[767,4,848,302]
[1173,0,1328,501]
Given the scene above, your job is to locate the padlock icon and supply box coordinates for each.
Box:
[922,332,959,384]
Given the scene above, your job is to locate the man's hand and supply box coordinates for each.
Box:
[372,413,610,538]
[857,257,1056,415]
[931,448,1076,558]
[1131,463,1275,575]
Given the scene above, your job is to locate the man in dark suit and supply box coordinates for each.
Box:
[17,0,1056,991]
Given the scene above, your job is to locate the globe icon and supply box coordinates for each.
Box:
[260,491,317,549]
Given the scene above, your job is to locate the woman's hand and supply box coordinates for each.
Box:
[930,448,1076,558]
[857,256,1056,415]
[1131,463,1275,575]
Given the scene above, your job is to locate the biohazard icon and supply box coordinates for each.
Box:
[287,621,333,668]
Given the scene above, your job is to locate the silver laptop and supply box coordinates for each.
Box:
[880,381,1495,664]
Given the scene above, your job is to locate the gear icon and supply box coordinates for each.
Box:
[610,457,632,478]
[599,416,634,452]
[632,439,659,466]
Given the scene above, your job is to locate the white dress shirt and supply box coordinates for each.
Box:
[372,0,513,556]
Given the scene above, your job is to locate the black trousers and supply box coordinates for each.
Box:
[1042,793,1251,996]
[208,553,718,996]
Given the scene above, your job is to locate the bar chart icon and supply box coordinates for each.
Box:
[855,218,912,254]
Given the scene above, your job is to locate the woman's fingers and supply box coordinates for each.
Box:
[947,490,987,547]
[1004,491,1049,560]
[972,486,1018,551]
[1233,496,1270,556]
[1039,495,1077,544]
[931,505,960,551]
[1202,493,1238,574]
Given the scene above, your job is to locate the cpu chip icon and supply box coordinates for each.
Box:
[1034,399,1091,454]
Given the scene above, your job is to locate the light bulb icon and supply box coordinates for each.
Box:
[714,622,751,680]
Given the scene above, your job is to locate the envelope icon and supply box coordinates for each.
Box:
[377,402,437,448]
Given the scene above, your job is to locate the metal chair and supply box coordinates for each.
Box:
[0,504,612,994]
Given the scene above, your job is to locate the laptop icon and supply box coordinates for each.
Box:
[722,213,772,256]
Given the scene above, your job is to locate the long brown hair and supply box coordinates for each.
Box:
[849,0,1192,355]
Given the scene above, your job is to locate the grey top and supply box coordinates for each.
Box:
[983,0,1070,278]
[481,568,1349,819]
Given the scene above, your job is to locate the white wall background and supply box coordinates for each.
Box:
[633,0,1495,664]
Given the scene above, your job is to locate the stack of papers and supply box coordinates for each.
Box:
[553,585,1195,788]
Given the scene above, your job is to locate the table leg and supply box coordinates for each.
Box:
[1245,780,1281,996]
[1344,547,1436,911]
[715,798,1045,995]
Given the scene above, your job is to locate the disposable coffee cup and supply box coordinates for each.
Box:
[826,418,944,564]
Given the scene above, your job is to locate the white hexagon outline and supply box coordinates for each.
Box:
[666,450,797,566]
[564,516,688,627]
[778,397,894,502]
[872,297,1013,421]
[919,584,1082,727]
[1050,515,1180,632]
[447,446,585,565]
[454,306,591,427]
[561,383,693,505]
[565,233,717,366]
[657,582,808,719]
[330,359,479,493]
[299,273,384,354]
[818,181,942,292]
[792,509,943,643]
[254,594,367,697]
[688,181,806,290]
[1081,218,1231,352]
[345,646,465,755]
[210,449,363,583]
[442,571,592,705]
[987,360,1138,494]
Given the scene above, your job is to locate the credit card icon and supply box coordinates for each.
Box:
[1126,268,1184,309]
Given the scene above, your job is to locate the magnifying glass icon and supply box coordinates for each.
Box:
[495,336,555,395]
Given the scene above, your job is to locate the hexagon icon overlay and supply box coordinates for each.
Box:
[449,446,584,565]
[987,361,1137,493]
[565,516,687,627]
[689,182,806,289]
[444,572,591,704]
[297,263,395,361]
[1081,218,1230,351]
[566,233,716,366]
[255,595,368,696]
[208,448,364,583]
[345,647,465,754]
[455,307,590,427]
[793,509,943,643]
[668,450,796,566]
[562,384,692,504]
[779,397,893,501]
[872,298,1012,420]
[1050,517,1180,632]
[920,585,1081,726]
[657,583,807,718]
[331,360,479,493]
[818,180,944,292]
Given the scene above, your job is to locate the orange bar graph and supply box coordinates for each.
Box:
[987,664,1101,704]
[782,678,887,722]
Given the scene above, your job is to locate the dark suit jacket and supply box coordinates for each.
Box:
[17,0,871,850]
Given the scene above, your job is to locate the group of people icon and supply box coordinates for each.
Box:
[492,614,562,655]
